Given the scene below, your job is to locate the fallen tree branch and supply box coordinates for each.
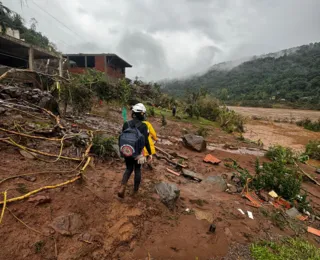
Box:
[295,162,320,186]
[7,207,44,235]
[0,176,81,205]
[157,155,187,168]
[155,145,173,159]
[0,191,7,225]
[0,159,84,186]
[0,138,82,161]
[0,156,91,205]
[0,127,62,141]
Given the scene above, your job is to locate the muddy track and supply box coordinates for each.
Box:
[1,108,320,260]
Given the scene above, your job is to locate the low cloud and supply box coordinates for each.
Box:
[2,0,320,80]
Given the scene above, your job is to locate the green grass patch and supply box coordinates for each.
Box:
[148,106,218,128]
[251,238,320,260]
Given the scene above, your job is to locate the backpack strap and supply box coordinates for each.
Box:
[128,120,142,129]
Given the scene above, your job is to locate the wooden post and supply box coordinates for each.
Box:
[28,47,34,71]
[58,57,63,77]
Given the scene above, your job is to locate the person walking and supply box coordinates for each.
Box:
[118,103,152,198]
[172,105,176,117]
[143,120,158,169]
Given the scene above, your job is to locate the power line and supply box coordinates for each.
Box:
[31,0,84,41]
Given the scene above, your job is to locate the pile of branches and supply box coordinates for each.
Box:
[0,98,93,227]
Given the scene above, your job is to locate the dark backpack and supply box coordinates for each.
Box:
[119,120,145,158]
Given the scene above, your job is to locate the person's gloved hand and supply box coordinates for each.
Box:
[148,155,153,162]
[136,155,147,164]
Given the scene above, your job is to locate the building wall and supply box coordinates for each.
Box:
[95,56,105,72]
[106,65,125,79]
[67,55,127,79]
[68,67,86,74]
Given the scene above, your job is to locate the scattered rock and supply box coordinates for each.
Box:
[226,183,238,193]
[182,134,206,152]
[223,144,238,150]
[28,195,51,205]
[316,169,320,174]
[155,182,180,210]
[50,213,83,236]
[203,176,227,192]
[181,169,203,182]
[19,150,36,160]
[21,175,37,182]
[231,175,241,185]
[209,224,216,233]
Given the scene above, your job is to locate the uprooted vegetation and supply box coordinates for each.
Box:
[296,118,320,132]
[229,145,313,202]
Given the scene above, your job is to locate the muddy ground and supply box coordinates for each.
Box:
[228,106,320,151]
[1,106,320,260]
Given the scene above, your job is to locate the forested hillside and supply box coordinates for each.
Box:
[162,42,320,109]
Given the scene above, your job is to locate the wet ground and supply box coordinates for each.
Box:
[229,106,320,122]
[228,106,320,152]
[1,105,320,259]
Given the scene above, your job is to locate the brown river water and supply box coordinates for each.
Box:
[229,106,320,152]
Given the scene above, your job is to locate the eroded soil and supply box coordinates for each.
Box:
[1,106,320,260]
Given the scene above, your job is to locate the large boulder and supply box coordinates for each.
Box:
[181,169,204,182]
[155,182,180,210]
[203,176,227,192]
[182,134,206,152]
[50,213,83,236]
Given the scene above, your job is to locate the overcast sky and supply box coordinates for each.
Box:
[3,0,320,80]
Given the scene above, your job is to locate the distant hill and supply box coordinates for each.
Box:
[161,42,320,110]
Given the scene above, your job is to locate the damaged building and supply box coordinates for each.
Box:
[0,33,63,76]
[64,53,132,81]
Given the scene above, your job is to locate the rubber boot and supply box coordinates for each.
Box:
[117,184,126,198]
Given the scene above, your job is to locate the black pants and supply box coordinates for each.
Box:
[121,157,142,191]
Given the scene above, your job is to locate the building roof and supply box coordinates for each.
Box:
[64,53,132,67]
[0,34,61,60]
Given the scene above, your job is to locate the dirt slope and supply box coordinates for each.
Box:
[1,108,320,260]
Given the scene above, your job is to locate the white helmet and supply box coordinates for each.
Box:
[132,103,146,113]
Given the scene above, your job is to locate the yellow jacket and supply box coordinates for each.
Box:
[143,121,157,155]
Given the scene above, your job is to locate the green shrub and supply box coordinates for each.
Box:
[253,161,301,200]
[265,145,295,164]
[218,106,245,133]
[198,97,220,121]
[91,134,116,159]
[149,106,155,117]
[305,140,320,160]
[297,118,320,132]
[196,126,209,137]
[251,238,320,260]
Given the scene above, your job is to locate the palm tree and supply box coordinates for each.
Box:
[0,1,12,34]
